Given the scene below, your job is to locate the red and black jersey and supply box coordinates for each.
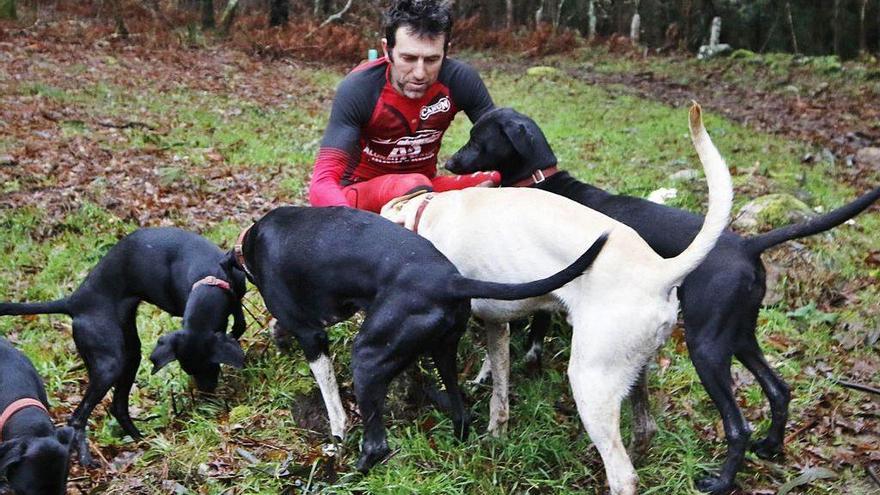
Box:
[309,56,495,206]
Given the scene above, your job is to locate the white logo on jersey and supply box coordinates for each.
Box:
[420,97,451,120]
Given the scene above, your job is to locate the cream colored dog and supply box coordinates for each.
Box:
[381,104,732,495]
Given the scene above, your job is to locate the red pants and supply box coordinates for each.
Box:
[342,172,501,213]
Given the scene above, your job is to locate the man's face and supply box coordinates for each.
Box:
[382,26,445,99]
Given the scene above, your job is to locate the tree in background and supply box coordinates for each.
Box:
[270,0,289,27]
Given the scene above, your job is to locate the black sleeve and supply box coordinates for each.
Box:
[320,69,382,153]
[442,58,495,123]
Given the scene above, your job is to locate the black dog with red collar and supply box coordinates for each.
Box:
[0,227,247,468]
[0,337,73,495]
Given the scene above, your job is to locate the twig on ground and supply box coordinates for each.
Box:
[833,379,880,396]
[784,417,818,445]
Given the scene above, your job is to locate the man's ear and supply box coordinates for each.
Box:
[381,38,391,61]
[149,331,183,374]
[0,439,25,473]
[211,333,245,369]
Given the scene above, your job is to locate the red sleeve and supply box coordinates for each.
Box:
[308,148,352,207]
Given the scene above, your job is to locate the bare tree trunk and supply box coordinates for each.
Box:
[219,0,239,36]
[682,0,692,49]
[0,0,16,19]
[784,1,798,54]
[201,0,214,29]
[832,0,841,56]
[313,0,321,18]
[553,0,566,31]
[269,0,288,27]
[106,0,129,37]
[535,0,544,26]
[587,0,597,40]
[858,0,868,54]
[506,0,513,28]
[631,13,640,45]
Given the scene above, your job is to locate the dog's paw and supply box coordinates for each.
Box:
[695,475,736,494]
[750,437,784,460]
[354,444,391,474]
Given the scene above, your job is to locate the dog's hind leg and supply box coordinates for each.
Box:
[485,320,510,437]
[736,332,789,460]
[352,344,394,473]
[431,327,469,441]
[688,335,749,494]
[68,315,126,467]
[627,367,657,463]
[109,305,142,440]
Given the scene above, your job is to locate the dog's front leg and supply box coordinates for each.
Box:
[471,353,493,385]
[309,354,348,441]
[485,321,510,437]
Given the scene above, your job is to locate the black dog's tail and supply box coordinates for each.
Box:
[448,233,608,301]
[743,186,880,257]
[0,298,71,316]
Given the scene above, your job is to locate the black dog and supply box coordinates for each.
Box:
[226,206,606,473]
[445,107,880,494]
[0,337,73,495]
[0,227,247,467]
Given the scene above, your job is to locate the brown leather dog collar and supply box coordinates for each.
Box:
[511,166,559,187]
[0,398,48,442]
[234,225,254,279]
[413,193,435,234]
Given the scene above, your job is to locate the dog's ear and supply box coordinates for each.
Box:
[55,426,75,449]
[0,439,26,473]
[230,303,247,340]
[211,333,245,369]
[219,250,236,275]
[500,119,535,161]
[149,331,183,374]
[500,113,557,169]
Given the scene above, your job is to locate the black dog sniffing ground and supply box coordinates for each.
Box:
[0,227,247,467]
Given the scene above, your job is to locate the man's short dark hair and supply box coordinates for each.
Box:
[384,0,453,54]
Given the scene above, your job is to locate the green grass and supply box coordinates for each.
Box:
[1,47,877,495]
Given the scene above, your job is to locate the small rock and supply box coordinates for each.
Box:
[0,154,15,166]
[855,147,880,170]
[669,169,700,182]
[647,187,678,205]
[732,193,815,233]
[697,43,732,60]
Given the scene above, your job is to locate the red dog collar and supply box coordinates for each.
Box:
[413,193,435,234]
[234,226,254,279]
[192,276,232,293]
[0,398,48,442]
